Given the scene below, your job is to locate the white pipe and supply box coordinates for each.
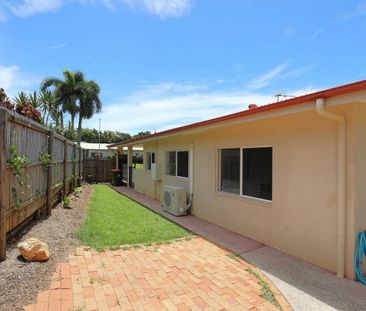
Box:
[315,98,346,278]
[186,143,194,211]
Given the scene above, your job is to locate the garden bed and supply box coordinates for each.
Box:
[0,185,92,311]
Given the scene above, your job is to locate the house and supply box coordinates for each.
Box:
[108,80,366,280]
[80,142,117,158]
[80,142,142,159]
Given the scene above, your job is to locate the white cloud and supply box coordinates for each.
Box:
[8,0,64,18]
[0,8,7,21]
[247,62,291,90]
[136,0,192,19]
[1,0,192,20]
[49,43,67,50]
[0,65,40,98]
[338,2,366,22]
[79,0,115,10]
[310,28,323,41]
[84,81,318,134]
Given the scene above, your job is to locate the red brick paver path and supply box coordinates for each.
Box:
[24,237,290,311]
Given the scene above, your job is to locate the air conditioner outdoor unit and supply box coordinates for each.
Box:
[163,185,188,216]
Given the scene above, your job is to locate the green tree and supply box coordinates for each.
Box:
[41,69,85,130]
[13,92,28,106]
[77,80,102,145]
[38,90,59,126]
[133,131,151,138]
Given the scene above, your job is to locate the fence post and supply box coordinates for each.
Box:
[82,149,85,180]
[73,144,76,190]
[0,110,8,261]
[63,139,68,197]
[46,130,54,216]
[78,147,81,186]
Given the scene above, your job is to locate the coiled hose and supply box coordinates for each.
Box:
[354,230,366,285]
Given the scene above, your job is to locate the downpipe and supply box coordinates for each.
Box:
[315,98,346,278]
[185,143,194,212]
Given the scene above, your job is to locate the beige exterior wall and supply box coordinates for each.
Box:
[131,101,366,279]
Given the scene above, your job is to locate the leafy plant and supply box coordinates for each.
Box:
[0,88,14,110]
[39,151,54,171]
[73,187,82,197]
[8,145,31,209]
[62,196,72,208]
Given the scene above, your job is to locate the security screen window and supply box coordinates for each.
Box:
[167,151,177,176]
[220,148,240,195]
[242,147,272,200]
[177,151,189,177]
[146,152,152,170]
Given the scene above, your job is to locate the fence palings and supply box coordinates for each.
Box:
[0,107,86,260]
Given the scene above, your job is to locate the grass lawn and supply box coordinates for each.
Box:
[77,184,191,250]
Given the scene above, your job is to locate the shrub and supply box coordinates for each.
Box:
[0,88,41,123]
[15,101,41,123]
[0,88,15,110]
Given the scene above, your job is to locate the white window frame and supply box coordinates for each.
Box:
[218,146,273,203]
[166,150,189,178]
[145,152,155,170]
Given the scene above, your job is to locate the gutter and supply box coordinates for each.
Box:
[315,98,346,278]
[107,80,366,149]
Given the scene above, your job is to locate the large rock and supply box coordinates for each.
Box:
[17,238,49,261]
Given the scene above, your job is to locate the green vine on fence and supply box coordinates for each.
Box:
[39,151,55,172]
[8,144,31,210]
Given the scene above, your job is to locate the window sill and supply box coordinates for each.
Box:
[166,175,189,181]
[215,191,272,207]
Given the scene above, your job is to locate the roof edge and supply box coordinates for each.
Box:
[108,79,366,148]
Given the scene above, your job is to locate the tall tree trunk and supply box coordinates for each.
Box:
[77,114,83,146]
[45,111,50,127]
[70,113,75,131]
[60,112,64,129]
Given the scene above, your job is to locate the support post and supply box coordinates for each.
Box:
[73,143,76,190]
[115,149,119,170]
[63,139,68,197]
[46,130,54,216]
[82,149,86,180]
[0,110,8,261]
[78,147,81,186]
[127,146,132,188]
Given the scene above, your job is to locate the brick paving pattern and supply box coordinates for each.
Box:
[24,237,290,311]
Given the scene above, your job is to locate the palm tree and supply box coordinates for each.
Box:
[49,108,64,129]
[41,70,85,130]
[29,91,40,109]
[76,80,102,145]
[38,90,58,126]
[13,92,28,106]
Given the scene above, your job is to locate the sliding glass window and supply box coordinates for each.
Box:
[219,147,272,201]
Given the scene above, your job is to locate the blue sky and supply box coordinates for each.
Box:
[0,0,365,134]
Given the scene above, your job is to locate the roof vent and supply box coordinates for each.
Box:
[248,104,258,110]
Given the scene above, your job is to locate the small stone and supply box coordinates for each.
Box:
[17,238,49,261]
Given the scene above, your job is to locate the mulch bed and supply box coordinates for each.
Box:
[0,184,92,311]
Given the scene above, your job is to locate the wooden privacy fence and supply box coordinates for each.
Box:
[0,107,85,260]
[84,158,115,182]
